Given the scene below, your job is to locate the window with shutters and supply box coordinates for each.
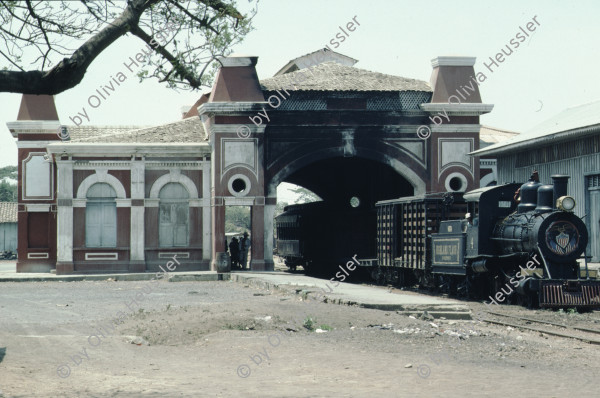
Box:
[159,182,189,247]
[85,183,117,247]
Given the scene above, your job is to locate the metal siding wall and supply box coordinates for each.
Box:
[496,151,600,219]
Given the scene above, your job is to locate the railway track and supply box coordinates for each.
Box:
[482,311,600,345]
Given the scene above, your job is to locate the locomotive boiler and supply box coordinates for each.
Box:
[454,175,597,308]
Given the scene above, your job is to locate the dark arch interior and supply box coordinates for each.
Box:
[279,157,414,270]
[284,157,414,209]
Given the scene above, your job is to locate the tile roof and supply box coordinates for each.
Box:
[274,48,358,76]
[67,117,207,144]
[260,62,432,92]
[66,125,145,141]
[473,100,600,155]
[479,125,520,148]
[0,202,17,223]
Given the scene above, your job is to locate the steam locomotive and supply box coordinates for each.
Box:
[275,175,600,308]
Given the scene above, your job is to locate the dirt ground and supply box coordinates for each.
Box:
[1,275,599,397]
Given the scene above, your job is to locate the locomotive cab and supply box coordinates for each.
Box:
[462,183,521,259]
[430,184,520,276]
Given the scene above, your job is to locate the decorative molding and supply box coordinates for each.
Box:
[73,160,207,171]
[198,102,269,116]
[145,161,206,170]
[212,197,224,206]
[158,252,190,259]
[382,139,426,168]
[85,253,118,261]
[224,197,254,206]
[22,152,54,201]
[381,125,428,134]
[6,120,61,137]
[27,253,49,259]
[47,143,210,156]
[218,55,258,67]
[116,199,132,207]
[76,171,127,199]
[207,124,266,135]
[57,199,72,207]
[17,141,58,149]
[431,124,482,133]
[189,198,208,207]
[73,199,86,208]
[145,199,159,207]
[74,161,131,170]
[438,137,475,177]
[431,56,476,67]
[421,103,494,116]
[480,159,496,167]
[26,204,52,212]
[148,170,199,199]
[221,138,258,178]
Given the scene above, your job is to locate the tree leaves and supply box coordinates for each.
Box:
[0,0,257,94]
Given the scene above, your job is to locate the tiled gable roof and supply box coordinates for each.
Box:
[66,117,207,144]
[261,62,431,92]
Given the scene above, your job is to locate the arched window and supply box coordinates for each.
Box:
[159,182,189,247]
[86,183,117,247]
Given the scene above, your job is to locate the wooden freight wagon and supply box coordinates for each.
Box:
[375,193,467,275]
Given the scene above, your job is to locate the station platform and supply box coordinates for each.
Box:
[0,260,472,318]
[231,272,472,319]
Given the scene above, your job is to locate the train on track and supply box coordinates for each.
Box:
[275,174,600,309]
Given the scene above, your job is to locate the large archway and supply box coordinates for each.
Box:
[271,156,414,272]
[204,54,487,272]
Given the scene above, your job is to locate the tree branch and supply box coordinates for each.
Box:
[0,0,159,94]
[129,24,203,89]
[0,0,254,94]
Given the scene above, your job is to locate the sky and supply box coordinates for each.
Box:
[0,0,599,201]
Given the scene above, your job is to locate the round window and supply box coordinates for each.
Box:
[232,178,247,193]
[449,177,463,191]
[350,196,360,208]
[227,174,251,197]
[445,173,468,193]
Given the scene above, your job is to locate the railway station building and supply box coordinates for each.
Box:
[472,101,600,262]
[7,50,510,274]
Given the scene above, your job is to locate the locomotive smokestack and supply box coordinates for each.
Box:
[551,175,570,208]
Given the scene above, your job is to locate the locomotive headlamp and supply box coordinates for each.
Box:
[557,196,576,211]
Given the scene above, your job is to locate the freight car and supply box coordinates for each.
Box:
[275,201,375,274]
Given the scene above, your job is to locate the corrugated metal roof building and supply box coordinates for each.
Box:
[472,100,600,261]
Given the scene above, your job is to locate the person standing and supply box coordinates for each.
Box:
[239,232,251,269]
[229,237,240,269]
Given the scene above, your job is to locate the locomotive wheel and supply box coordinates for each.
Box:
[371,267,385,285]
[385,268,399,285]
[415,270,435,290]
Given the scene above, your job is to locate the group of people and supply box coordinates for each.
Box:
[227,232,251,269]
